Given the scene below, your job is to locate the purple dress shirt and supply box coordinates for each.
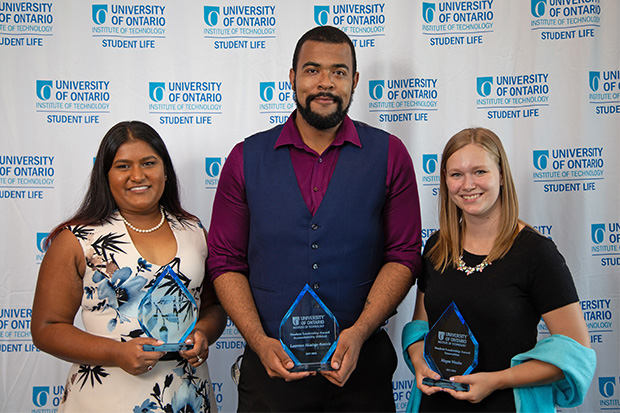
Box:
[207,113,422,281]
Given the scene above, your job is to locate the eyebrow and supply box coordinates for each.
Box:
[302,61,350,71]
[446,164,488,172]
[112,155,158,164]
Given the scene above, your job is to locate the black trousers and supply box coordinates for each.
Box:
[237,330,397,412]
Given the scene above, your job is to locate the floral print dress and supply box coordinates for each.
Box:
[59,211,217,413]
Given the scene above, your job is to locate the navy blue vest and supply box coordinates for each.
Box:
[243,121,389,338]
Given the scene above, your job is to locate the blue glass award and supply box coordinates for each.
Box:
[138,266,198,352]
[422,302,478,391]
[279,284,339,372]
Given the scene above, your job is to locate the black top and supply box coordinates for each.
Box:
[419,226,579,412]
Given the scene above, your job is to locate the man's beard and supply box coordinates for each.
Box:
[295,91,353,130]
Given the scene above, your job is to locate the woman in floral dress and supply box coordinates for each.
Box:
[31,121,227,412]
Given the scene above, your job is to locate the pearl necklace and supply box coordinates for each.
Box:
[120,207,165,233]
[456,255,492,276]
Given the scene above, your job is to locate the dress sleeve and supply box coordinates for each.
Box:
[417,231,439,292]
[526,230,580,315]
[206,142,250,281]
[383,135,423,278]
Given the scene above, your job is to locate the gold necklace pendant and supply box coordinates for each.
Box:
[456,255,492,276]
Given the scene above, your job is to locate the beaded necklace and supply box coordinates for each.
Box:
[120,206,165,233]
[456,255,492,276]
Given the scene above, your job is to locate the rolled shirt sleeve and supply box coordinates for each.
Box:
[207,142,250,280]
[384,135,422,278]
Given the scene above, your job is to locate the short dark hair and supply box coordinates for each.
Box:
[46,121,194,245]
[292,26,357,75]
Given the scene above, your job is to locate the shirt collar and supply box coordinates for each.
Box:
[275,111,361,151]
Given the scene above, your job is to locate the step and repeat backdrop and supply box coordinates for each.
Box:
[1,1,619,412]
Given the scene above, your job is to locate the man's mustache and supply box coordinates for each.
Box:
[306,92,343,105]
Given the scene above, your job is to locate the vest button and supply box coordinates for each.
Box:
[311,224,319,230]
[313,282,320,290]
[311,243,318,250]
[312,263,319,270]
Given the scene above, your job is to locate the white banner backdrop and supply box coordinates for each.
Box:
[1,1,619,412]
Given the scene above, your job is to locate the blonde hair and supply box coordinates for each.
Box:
[427,127,521,272]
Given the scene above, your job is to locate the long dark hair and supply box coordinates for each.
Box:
[46,121,195,246]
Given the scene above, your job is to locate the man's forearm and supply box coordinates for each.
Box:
[213,271,268,351]
[349,262,414,340]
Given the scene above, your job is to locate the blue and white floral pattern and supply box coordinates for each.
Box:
[133,359,211,413]
[59,212,215,412]
[92,267,148,331]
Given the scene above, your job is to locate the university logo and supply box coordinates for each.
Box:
[420,154,440,190]
[476,77,493,97]
[36,80,53,100]
[292,316,300,326]
[422,2,436,23]
[259,82,276,102]
[92,5,108,25]
[531,0,546,18]
[32,386,50,408]
[589,71,601,92]
[314,5,330,26]
[149,82,166,102]
[205,157,224,178]
[368,80,384,100]
[422,154,438,175]
[205,157,224,188]
[204,6,219,26]
[37,232,50,253]
[530,0,600,40]
[257,81,294,116]
[599,377,616,398]
[591,224,605,245]
[422,0,493,44]
[533,150,549,170]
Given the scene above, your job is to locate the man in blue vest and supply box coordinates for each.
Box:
[208,25,422,411]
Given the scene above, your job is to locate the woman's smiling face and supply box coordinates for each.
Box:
[445,143,502,222]
[107,139,166,215]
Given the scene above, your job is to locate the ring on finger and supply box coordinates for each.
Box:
[197,356,203,363]
[147,365,153,371]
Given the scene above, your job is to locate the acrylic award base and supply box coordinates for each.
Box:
[288,362,335,373]
[143,343,194,352]
[422,377,470,392]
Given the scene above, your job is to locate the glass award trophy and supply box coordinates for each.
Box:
[138,265,198,352]
[279,284,339,372]
[422,302,478,391]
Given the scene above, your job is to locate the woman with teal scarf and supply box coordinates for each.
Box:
[402,128,595,412]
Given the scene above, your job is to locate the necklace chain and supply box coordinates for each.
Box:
[456,255,492,276]
[120,207,165,233]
